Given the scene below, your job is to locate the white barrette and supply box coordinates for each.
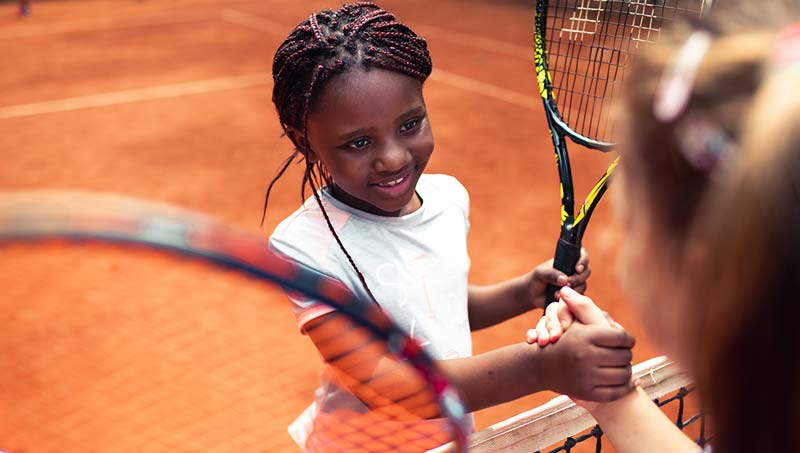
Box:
[653,30,713,123]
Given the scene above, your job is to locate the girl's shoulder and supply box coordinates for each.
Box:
[419,173,466,191]
[270,198,335,243]
[268,200,340,273]
[418,174,470,217]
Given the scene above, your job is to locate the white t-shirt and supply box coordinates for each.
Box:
[269,173,473,360]
[269,174,474,450]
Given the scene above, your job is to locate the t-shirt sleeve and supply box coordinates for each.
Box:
[268,216,339,332]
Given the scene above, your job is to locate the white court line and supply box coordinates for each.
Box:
[0,10,215,39]
[1,3,533,65]
[0,74,271,119]
[220,8,533,61]
[413,25,532,61]
[0,68,537,120]
[220,8,289,34]
[0,0,292,39]
[220,9,540,110]
[0,8,538,119]
[430,68,539,111]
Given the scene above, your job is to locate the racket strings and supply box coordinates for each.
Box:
[0,191,470,453]
[546,0,703,142]
[0,244,457,453]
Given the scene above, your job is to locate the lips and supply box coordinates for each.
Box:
[376,175,407,188]
[372,166,413,188]
[371,167,415,198]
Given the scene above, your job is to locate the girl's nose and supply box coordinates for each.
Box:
[373,141,410,173]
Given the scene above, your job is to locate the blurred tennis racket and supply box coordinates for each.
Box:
[536,0,710,303]
[0,190,468,453]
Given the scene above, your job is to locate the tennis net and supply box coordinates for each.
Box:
[430,355,708,452]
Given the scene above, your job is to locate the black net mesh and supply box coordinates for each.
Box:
[536,386,708,453]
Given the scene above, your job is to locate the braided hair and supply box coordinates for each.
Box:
[263,2,433,304]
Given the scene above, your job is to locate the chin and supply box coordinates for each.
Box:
[376,197,413,216]
[373,182,420,215]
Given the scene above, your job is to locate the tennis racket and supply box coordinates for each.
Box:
[536,0,709,304]
[0,190,468,453]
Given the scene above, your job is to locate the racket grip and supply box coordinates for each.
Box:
[544,238,582,307]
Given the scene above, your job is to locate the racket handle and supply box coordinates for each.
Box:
[544,238,582,307]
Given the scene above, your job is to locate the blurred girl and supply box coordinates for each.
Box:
[552,3,800,452]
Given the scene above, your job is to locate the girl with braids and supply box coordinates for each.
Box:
[538,2,800,452]
[267,3,636,450]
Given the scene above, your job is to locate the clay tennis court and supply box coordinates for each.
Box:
[0,0,666,451]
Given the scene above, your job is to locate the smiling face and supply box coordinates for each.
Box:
[293,68,433,217]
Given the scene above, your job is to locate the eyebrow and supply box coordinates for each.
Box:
[336,106,426,141]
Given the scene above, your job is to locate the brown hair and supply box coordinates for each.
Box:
[616,3,800,452]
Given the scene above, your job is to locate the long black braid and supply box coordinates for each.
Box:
[263,2,432,304]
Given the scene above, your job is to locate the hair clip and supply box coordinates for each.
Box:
[653,30,713,123]
[676,114,736,175]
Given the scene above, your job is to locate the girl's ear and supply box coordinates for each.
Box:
[285,127,318,163]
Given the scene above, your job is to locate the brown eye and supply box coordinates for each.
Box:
[399,118,420,133]
[349,137,371,149]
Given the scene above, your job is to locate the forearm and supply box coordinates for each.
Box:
[323,342,548,418]
[311,312,545,417]
[588,387,699,453]
[438,342,547,411]
[468,275,536,330]
[328,342,548,417]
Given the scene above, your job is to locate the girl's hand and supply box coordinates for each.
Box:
[527,248,591,310]
[558,286,609,326]
[526,299,574,346]
[525,249,590,345]
[556,286,636,409]
[536,315,636,402]
[525,288,621,347]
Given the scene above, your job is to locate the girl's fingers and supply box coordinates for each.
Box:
[556,300,575,331]
[537,265,568,287]
[550,270,568,287]
[527,314,549,345]
[537,312,551,347]
[528,298,579,346]
[575,247,590,273]
[559,286,609,326]
[567,267,591,289]
[569,281,588,294]
[544,301,562,343]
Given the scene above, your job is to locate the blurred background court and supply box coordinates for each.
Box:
[0,0,665,450]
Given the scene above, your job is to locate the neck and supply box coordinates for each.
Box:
[330,184,421,217]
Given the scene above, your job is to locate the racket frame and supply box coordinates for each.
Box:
[0,191,471,452]
[535,0,620,304]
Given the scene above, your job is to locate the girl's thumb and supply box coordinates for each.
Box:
[559,286,609,326]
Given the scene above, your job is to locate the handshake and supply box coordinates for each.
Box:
[526,286,636,404]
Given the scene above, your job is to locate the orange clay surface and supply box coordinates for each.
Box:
[0,0,665,451]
